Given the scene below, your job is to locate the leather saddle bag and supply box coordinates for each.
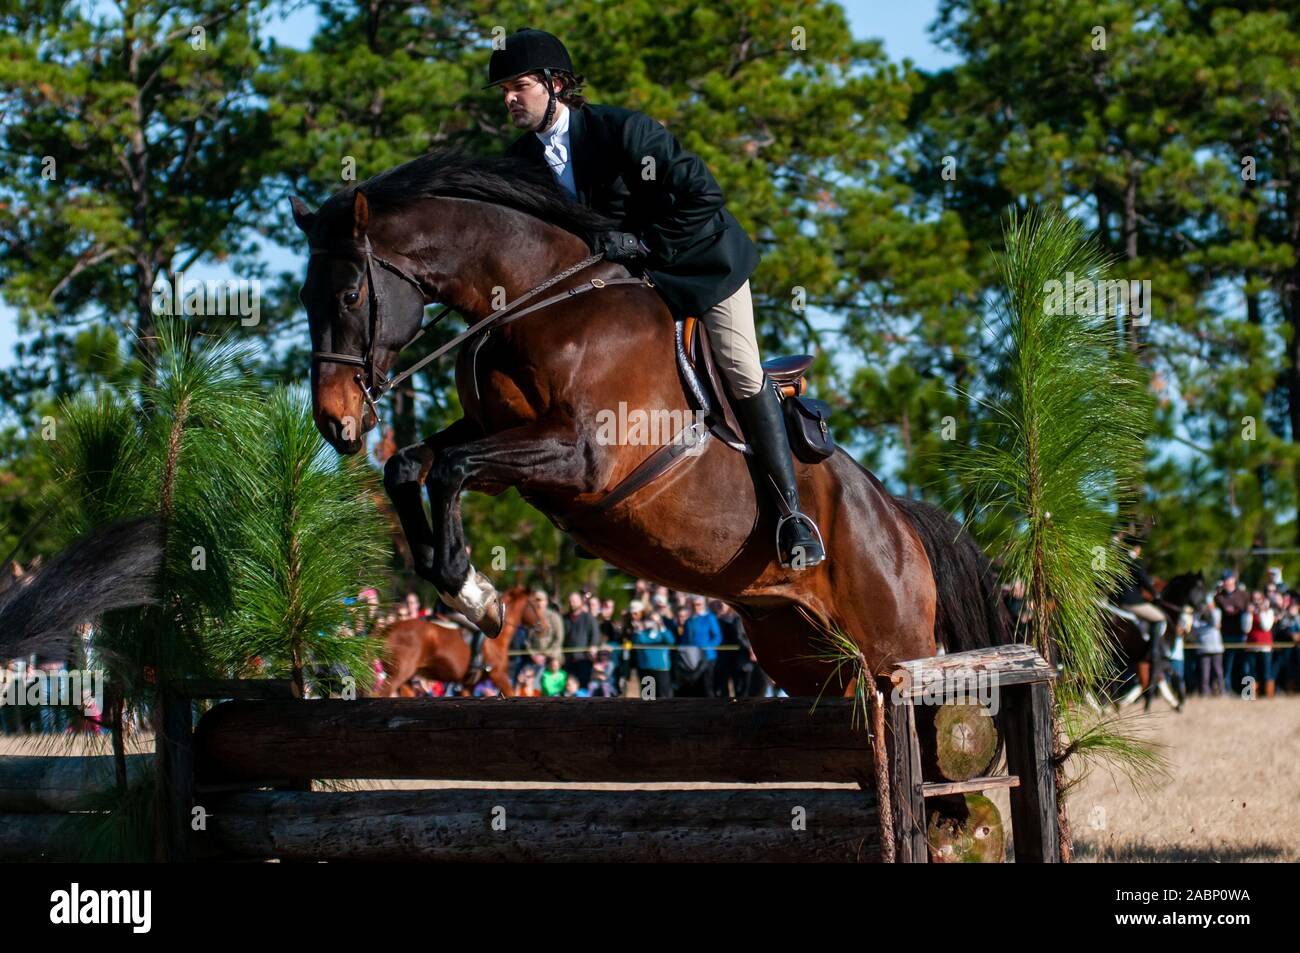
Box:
[782,395,835,464]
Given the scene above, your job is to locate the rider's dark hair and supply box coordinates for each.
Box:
[551,70,588,108]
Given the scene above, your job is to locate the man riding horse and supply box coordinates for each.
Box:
[291,29,1004,692]
[485,28,824,570]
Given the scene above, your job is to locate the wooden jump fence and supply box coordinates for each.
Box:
[0,643,1060,863]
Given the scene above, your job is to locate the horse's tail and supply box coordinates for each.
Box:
[892,496,1012,654]
[0,517,162,661]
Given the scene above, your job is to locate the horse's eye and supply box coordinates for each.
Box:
[342,290,360,307]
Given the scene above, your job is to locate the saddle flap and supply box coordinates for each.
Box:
[692,320,749,445]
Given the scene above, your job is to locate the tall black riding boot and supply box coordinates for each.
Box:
[733,378,826,570]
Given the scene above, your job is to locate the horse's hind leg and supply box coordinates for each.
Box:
[380,655,418,698]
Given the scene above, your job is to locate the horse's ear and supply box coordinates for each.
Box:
[289,196,316,234]
[352,190,370,239]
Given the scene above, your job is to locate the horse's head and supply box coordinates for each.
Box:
[291,190,427,455]
[1164,570,1207,610]
[499,585,543,633]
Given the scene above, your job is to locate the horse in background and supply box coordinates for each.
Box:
[376,585,537,697]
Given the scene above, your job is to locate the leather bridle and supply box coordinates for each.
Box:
[309,234,449,425]
[309,235,653,425]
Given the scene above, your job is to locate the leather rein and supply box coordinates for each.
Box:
[309,236,653,424]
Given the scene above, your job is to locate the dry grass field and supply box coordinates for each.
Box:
[1067,695,1300,862]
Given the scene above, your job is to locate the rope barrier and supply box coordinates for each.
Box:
[503,643,746,658]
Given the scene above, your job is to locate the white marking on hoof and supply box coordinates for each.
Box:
[443,567,503,638]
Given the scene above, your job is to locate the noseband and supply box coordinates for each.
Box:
[309,235,448,425]
[309,236,654,426]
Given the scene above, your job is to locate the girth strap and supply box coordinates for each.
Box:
[592,422,712,514]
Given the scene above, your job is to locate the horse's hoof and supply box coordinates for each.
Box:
[479,597,504,638]
[443,568,502,638]
[474,571,504,638]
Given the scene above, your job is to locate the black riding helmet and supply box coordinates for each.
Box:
[483,28,575,134]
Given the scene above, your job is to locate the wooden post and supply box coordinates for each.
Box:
[1002,681,1059,862]
[177,678,299,701]
[883,684,927,863]
[0,755,149,811]
[194,697,874,785]
[155,685,194,862]
[205,788,883,863]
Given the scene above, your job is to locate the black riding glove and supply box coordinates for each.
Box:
[598,231,648,262]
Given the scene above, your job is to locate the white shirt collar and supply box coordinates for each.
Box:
[534,103,570,143]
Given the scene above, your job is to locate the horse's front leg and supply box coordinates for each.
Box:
[426,423,598,636]
[382,418,482,584]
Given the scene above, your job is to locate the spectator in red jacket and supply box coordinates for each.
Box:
[1246,591,1276,698]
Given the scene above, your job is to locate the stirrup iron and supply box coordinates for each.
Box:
[775,511,826,570]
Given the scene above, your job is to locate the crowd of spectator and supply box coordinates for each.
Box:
[384,580,775,700]
[5,562,1299,734]
[1186,567,1299,699]
[1002,565,1299,705]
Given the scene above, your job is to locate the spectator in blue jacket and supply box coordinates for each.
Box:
[676,596,722,697]
[630,605,674,699]
[682,597,723,658]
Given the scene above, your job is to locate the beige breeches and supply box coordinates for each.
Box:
[699,280,764,399]
[1124,602,1166,625]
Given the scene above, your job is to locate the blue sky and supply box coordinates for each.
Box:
[254,2,958,66]
[0,1,954,371]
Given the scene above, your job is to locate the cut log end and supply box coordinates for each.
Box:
[918,703,999,781]
[926,793,1005,863]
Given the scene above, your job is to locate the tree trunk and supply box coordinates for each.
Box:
[1123,156,1141,351]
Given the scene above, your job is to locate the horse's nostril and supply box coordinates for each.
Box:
[317,416,348,449]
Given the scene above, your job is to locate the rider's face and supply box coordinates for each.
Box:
[501,74,561,132]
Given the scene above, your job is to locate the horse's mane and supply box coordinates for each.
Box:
[321,149,620,242]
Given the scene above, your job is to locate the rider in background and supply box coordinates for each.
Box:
[1111,536,1167,647]
[486,28,825,571]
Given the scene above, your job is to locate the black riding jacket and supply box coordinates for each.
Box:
[507,103,759,317]
[1112,560,1158,606]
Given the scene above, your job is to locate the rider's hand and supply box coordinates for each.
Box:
[598,231,646,262]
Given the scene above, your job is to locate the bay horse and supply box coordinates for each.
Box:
[377,586,538,697]
[291,151,1008,696]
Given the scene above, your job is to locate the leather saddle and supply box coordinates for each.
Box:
[586,314,819,515]
[678,315,812,452]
